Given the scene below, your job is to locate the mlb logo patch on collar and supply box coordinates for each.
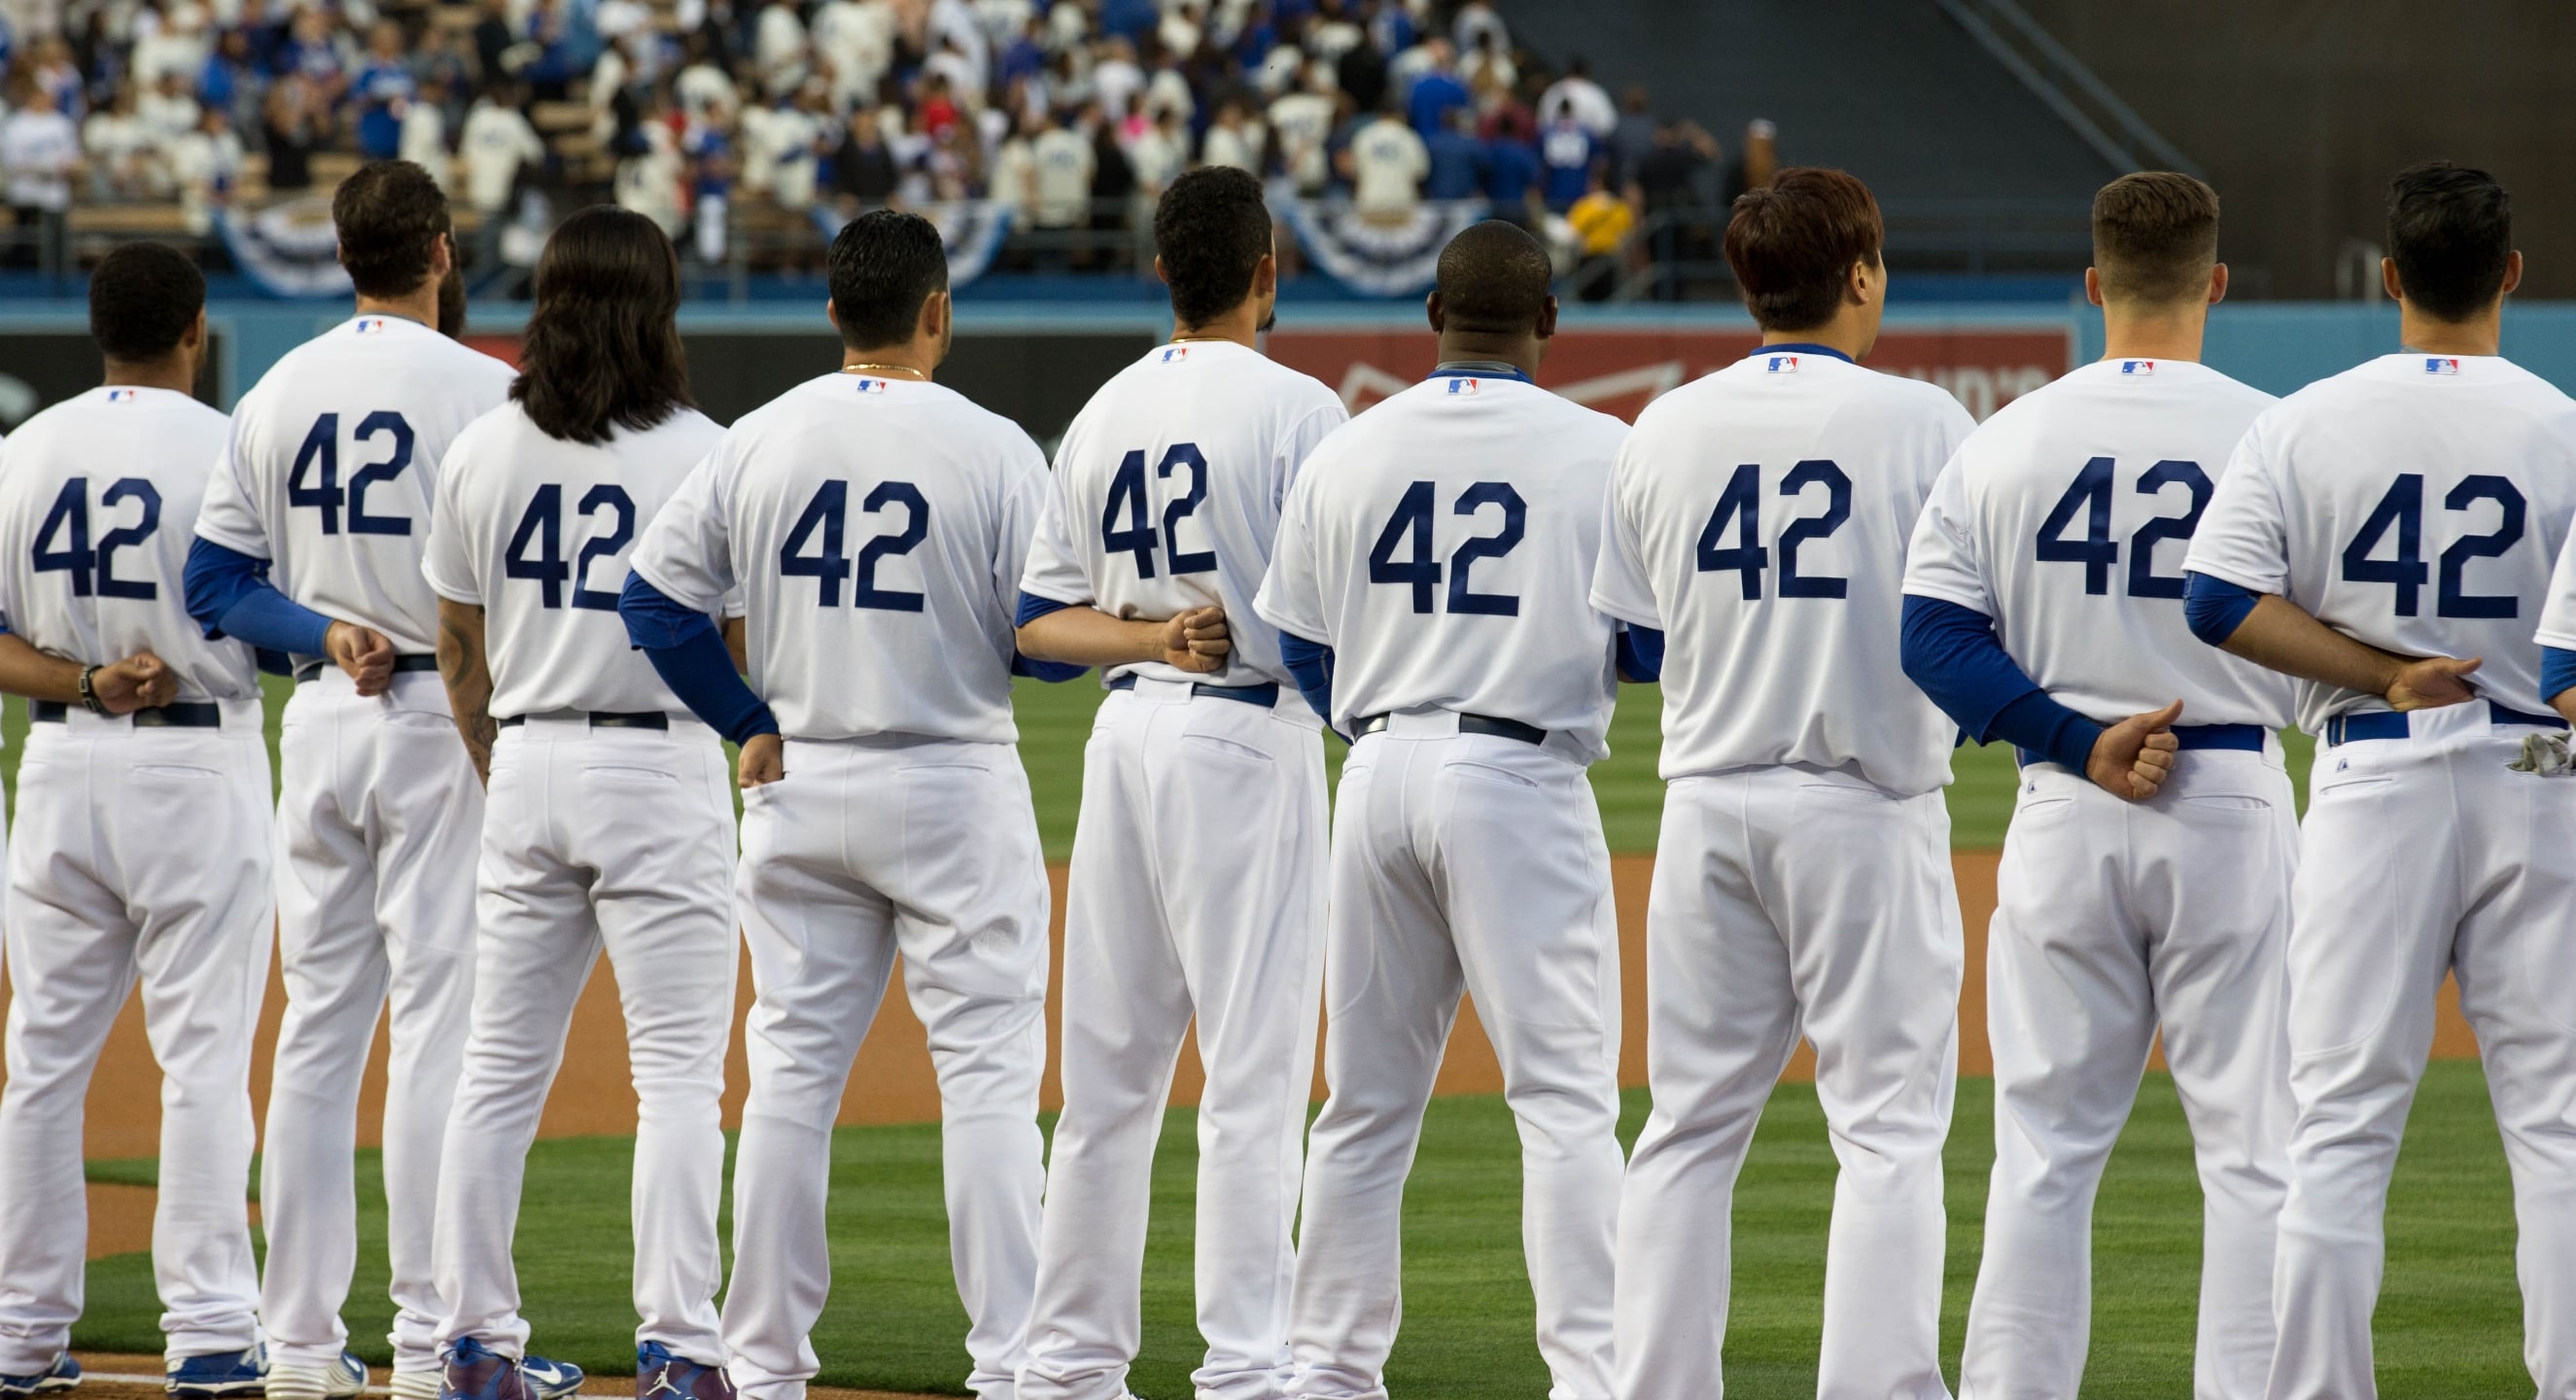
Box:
[852,377,890,394]
[2119,359,2157,376]
[105,388,138,403]
[2425,357,2462,374]
[1445,377,1480,395]
[1160,346,1190,364]
[354,317,389,334]
[1763,354,1799,373]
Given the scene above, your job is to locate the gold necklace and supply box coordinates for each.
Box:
[843,363,927,380]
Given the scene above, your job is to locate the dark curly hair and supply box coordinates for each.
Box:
[90,241,205,362]
[1153,166,1272,330]
[829,209,951,350]
[2386,161,2513,322]
[332,159,452,299]
[511,205,692,445]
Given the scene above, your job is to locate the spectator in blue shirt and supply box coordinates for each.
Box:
[1405,39,1469,136]
[1539,99,1596,211]
[351,21,418,160]
[1423,105,1481,200]
[1481,124,1541,216]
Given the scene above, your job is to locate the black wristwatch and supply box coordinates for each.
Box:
[77,664,109,716]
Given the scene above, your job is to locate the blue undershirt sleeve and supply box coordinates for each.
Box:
[182,539,334,657]
[2183,571,2261,648]
[1899,595,2103,770]
[1277,630,1335,728]
[1009,592,1089,682]
[1616,625,1664,683]
[2544,647,2576,704]
[616,571,779,744]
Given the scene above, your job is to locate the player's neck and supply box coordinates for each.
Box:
[1435,333,1542,379]
[2399,305,2502,359]
[353,289,440,330]
[1171,303,1264,351]
[839,346,936,381]
[1759,319,1869,363]
[2099,304,2208,364]
[100,355,197,396]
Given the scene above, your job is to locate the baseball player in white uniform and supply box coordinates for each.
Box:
[1899,173,2297,1400]
[0,246,270,1400]
[1012,167,1345,1400]
[2181,162,2576,1400]
[420,208,740,1400]
[180,162,578,1400]
[1254,223,1639,1400]
[2544,523,2576,728]
[1593,169,1974,1400]
[620,210,1060,1400]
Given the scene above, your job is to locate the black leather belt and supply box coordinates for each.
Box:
[32,700,226,727]
[1107,675,1280,708]
[2326,700,2568,746]
[294,654,439,683]
[499,711,671,730]
[1354,711,1549,746]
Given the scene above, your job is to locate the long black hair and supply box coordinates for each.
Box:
[511,205,692,444]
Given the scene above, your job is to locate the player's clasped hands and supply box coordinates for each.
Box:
[2087,698,2183,801]
[739,732,785,789]
[89,650,181,714]
[2385,654,2483,711]
[325,619,400,696]
[1161,605,1233,674]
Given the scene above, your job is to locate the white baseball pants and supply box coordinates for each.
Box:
[1287,719,1622,1400]
[432,716,740,1365]
[1615,766,1963,1400]
[2266,703,2576,1400]
[1963,747,2297,1400]
[1020,681,1326,1400]
[721,736,1051,1400]
[0,704,271,1373]
[261,667,486,1375]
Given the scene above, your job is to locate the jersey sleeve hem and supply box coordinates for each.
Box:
[2175,556,2281,598]
[191,519,272,560]
[1588,587,1661,631]
[629,555,725,616]
[1015,578,1097,609]
[1898,578,1990,614]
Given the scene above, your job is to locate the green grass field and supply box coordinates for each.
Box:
[77,1067,2524,1397]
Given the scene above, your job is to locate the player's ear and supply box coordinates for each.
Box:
[2500,249,2524,298]
[1153,255,1170,289]
[187,306,208,351]
[1424,290,1445,334]
[825,298,840,333]
[1253,251,1278,300]
[2380,256,2405,305]
[2207,262,2229,306]
[1535,295,1559,342]
[920,288,951,343]
[2082,266,2106,308]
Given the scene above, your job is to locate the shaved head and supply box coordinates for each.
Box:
[1436,221,1553,335]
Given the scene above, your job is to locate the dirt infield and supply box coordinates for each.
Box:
[18,851,2481,1162]
[65,1354,944,1400]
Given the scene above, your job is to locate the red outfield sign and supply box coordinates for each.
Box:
[1267,325,2076,423]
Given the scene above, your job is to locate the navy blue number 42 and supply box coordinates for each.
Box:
[2338,472,2525,618]
[782,479,930,611]
[1101,442,1215,578]
[1366,479,1527,614]
[505,483,637,610]
[2032,456,2211,599]
[33,476,163,599]
[288,411,414,536]
[1695,460,1852,598]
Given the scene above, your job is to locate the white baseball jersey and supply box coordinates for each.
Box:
[0,386,258,700]
[195,314,518,654]
[423,402,727,718]
[1590,348,1973,795]
[629,371,1048,744]
[2185,352,2576,731]
[1021,339,1347,689]
[2534,509,2576,653]
[1255,372,1629,758]
[1904,357,2294,728]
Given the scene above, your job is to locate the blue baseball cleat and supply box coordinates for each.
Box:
[516,1355,583,1400]
[166,1348,264,1399]
[438,1339,525,1400]
[0,1355,79,1397]
[635,1343,732,1400]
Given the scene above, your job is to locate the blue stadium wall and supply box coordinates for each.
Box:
[2,300,2572,435]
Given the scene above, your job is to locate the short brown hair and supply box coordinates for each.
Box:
[1723,168,1883,332]
[332,159,451,299]
[2092,172,2219,304]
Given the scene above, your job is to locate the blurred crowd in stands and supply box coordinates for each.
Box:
[0,0,1777,296]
